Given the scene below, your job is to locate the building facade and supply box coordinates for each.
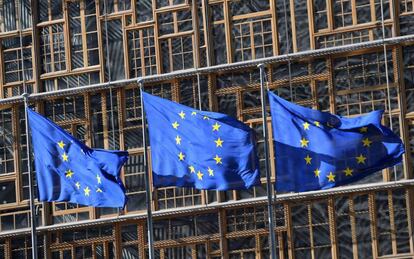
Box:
[0,0,414,258]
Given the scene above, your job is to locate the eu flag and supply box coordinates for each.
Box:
[27,108,128,208]
[268,91,405,192]
[142,92,260,190]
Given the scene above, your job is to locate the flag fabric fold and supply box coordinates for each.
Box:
[27,108,128,208]
[142,92,261,190]
[268,91,405,192]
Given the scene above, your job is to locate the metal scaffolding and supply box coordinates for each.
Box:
[2,28,414,244]
[1,178,413,239]
[0,34,414,106]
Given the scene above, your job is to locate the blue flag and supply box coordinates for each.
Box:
[142,92,260,190]
[268,91,405,192]
[27,108,128,208]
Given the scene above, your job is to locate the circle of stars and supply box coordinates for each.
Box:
[57,140,104,197]
[173,110,224,181]
[298,120,371,184]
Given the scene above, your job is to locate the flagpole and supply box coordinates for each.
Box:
[196,72,209,206]
[258,64,277,259]
[22,93,38,259]
[138,80,155,259]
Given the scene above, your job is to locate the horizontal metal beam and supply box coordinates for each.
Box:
[1,34,414,106]
[1,179,413,238]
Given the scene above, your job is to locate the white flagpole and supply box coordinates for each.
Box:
[138,80,155,259]
[22,93,38,259]
[258,64,277,259]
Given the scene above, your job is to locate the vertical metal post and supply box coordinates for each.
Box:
[196,73,209,206]
[103,0,117,149]
[379,0,397,181]
[258,64,277,259]
[202,0,212,67]
[22,93,38,259]
[282,0,293,96]
[196,73,202,110]
[139,80,155,259]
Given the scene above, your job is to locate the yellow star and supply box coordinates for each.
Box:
[359,127,368,133]
[215,138,224,147]
[178,111,186,119]
[178,152,185,161]
[303,122,310,130]
[75,182,81,190]
[362,138,372,147]
[212,122,221,131]
[65,169,74,178]
[172,121,179,129]
[208,167,214,176]
[356,154,367,164]
[62,152,69,162]
[343,167,353,176]
[214,155,222,164]
[96,188,103,193]
[96,174,101,184]
[197,171,204,180]
[84,186,91,196]
[58,141,65,149]
[203,116,209,120]
[175,135,182,145]
[189,165,195,173]
[300,138,309,148]
[191,111,197,116]
[314,121,321,127]
[314,168,321,177]
[304,155,312,165]
[327,172,335,182]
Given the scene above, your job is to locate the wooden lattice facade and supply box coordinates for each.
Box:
[0,0,414,258]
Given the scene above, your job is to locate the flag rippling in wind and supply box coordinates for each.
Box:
[142,92,261,190]
[268,91,405,192]
[27,108,128,208]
